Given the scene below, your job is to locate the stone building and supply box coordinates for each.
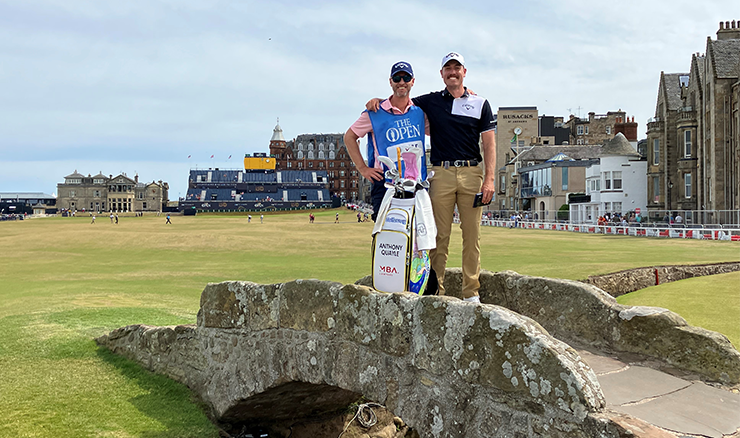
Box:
[56,171,169,213]
[268,122,362,201]
[564,110,636,146]
[647,20,740,223]
[505,145,601,212]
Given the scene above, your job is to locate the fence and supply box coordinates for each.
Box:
[485,208,740,227]
[480,218,740,242]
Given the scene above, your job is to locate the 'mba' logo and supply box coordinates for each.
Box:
[380,266,399,274]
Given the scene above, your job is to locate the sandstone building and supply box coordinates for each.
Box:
[56,171,169,213]
[647,20,740,223]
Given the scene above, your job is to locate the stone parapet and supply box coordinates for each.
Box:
[98,279,622,437]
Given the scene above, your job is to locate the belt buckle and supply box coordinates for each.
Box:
[454,160,465,167]
[443,161,450,169]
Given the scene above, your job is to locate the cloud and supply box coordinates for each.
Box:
[0,0,736,198]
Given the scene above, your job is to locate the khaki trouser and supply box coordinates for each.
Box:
[428,164,484,299]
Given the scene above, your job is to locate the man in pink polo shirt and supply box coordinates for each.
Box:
[344,61,427,221]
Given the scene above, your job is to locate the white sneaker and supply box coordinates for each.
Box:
[463,296,480,303]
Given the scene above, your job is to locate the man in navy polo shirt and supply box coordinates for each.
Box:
[368,52,496,302]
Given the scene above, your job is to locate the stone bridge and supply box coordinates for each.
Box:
[96,270,740,437]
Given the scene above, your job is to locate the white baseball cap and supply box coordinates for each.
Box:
[441,52,465,68]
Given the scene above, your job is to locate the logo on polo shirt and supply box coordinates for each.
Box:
[463,104,474,111]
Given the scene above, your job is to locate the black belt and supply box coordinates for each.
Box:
[432,159,479,168]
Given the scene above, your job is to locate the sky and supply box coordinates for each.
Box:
[1,0,736,199]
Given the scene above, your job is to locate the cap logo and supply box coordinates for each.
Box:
[446,52,460,58]
[395,62,408,68]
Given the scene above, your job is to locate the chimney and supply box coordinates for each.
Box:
[717,19,740,40]
[614,115,638,141]
[135,174,139,183]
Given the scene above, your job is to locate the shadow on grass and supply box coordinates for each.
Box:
[95,346,219,438]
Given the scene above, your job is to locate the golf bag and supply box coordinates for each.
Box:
[371,147,435,294]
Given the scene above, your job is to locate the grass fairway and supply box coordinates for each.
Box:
[617,272,740,349]
[1,210,738,437]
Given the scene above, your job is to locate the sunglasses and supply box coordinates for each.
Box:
[391,74,413,83]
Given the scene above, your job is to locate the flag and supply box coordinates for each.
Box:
[510,134,517,144]
[210,155,214,158]
[187,155,191,158]
[228,155,232,159]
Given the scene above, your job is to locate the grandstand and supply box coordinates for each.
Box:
[180,168,334,212]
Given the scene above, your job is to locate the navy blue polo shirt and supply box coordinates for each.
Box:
[412,88,495,163]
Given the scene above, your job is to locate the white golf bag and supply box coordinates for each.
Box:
[371,147,435,294]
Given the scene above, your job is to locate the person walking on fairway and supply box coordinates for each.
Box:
[335,212,339,223]
[260,214,264,224]
[166,214,172,224]
[91,215,96,224]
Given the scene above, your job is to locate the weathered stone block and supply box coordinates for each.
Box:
[279,279,340,332]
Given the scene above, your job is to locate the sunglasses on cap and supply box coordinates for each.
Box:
[391,74,413,83]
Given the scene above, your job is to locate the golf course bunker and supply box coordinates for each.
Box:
[96,271,740,437]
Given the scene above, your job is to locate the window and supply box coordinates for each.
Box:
[684,130,692,158]
[340,181,345,188]
[561,167,568,190]
[653,176,660,203]
[612,171,622,190]
[70,190,76,197]
[577,125,584,135]
[606,126,611,135]
[500,174,505,191]
[340,170,345,177]
[94,190,101,197]
[309,162,313,168]
[143,202,147,209]
[584,125,589,135]
[319,162,324,168]
[613,202,622,213]
[318,151,325,159]
[298,143,304,151]
[287,161,292,168]
[603,171,611,190]
[576,139,584,145]
[684,173,692,198]
[90,202,94,210]
[307,151,314,160]
[297,151,304,159]
[653,139,660,165]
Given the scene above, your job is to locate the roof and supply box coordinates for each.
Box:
[513,145,602,163]
[599,133,640,157]
[708,38,740,79]
[661,73,687,111]
[92,172,107,179]
[271,121,285,142]
[546,153,572,162]
[64,170,85,179]
[0,192,56,200]
[691,54,705,92]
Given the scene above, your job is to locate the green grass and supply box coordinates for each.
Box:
[0,210,738,437]
[617,272,740,348]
